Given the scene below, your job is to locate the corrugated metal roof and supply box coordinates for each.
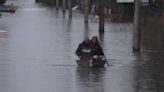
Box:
[117,0,149,3]
[117,0,134,3]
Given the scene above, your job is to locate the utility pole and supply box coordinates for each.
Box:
[68,0,72,18]
[84,0,89,22]
[133,0,140,51]
[63,0,66,13]
[99,0,105,33]
[56,0,59,10]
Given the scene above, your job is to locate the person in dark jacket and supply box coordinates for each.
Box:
[90,36,104,57]
[76,37,93,60]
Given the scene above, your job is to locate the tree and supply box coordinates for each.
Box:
[133,0,141,51]
[84,0,89,22]
[99,0,105,33]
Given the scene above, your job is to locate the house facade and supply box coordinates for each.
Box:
[111,0,151,22]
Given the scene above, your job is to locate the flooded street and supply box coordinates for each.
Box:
[0,0,163,92]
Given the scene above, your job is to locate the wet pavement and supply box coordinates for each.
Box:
[0,0,164,92]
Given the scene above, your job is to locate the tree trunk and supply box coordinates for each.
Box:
[63,0,66,13]
[162,13,164,47]
[161,0,164,47]
[149,0,154,6]
[133,0,140,51]
[84,0,89,22]
[99,0,105,33]
[56,0,59,10]
[68,0,72,18]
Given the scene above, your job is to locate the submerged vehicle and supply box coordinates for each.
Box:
[76,56,106,68]
[0,0,6,5]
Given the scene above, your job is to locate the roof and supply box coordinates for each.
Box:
[117,0,149,3]
[117,0,134,3]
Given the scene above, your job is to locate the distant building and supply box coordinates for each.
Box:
[117,0,150,6]
[111,0,152,22]
[117,0,149,3]
[111,0,133,22]
[0,0,6,5]
[117,0,134,3]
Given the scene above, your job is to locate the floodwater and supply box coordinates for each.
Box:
[0,0,163,92]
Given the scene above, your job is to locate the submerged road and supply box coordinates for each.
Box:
[0,0,163,92]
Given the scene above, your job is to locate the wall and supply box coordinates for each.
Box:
[140,7,164,50]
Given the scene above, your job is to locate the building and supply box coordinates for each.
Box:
[111,0,151,22]
[117,0,152,6]
[0,0,6,5]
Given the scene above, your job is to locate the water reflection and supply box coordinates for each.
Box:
[55,9,59,18]
[0,31,8,38]
[133,50,164,92]
[76,68,106,92]
[67,18,72,32]
[99,32,104,48]
[163,33,164,47]
[0,38,10,92]
[84,22,89,38]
